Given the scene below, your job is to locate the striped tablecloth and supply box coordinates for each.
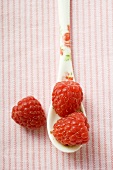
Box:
[0,0,113,169]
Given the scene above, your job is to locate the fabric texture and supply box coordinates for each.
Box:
[0,0,113,169]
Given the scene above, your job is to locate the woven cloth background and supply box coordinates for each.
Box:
[0,0,113,170]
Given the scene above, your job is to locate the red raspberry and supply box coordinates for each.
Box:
[11,96,46,129]
[52,81,83,117]
[52,112,89,146]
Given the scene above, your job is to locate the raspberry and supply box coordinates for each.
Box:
[11,96,46,129]
[52,112,89,146]
[52,81,83,117]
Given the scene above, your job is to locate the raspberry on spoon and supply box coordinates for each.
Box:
[52,112,89,146]
[52,81,83,117]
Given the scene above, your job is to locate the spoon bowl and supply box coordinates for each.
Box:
[47,103,86,153]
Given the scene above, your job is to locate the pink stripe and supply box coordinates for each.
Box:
[24,0,28,96]
[100,1,107,169]
[19,0,22,96]
[42,1,47,168]
[70,0,74,71]
[53,0,57,82]
[76,1,84,169]
[62,153,64,170]
[30,0,35,169]
[76,0,80,83]
[1,0,5,169]
[68,153,70,170]
[70,1,76,168]
[80,150,83,170]
[82,0,89,169]
[24,0,29,169]
[13,0,17,169]
[26,129,29,169]
[19,0,23,169]
[112,2,113,169]
[47,0,53,169]
[106,0,113,168]
[53,1,59,169]
[74,153,76,168]
[36,0,41,169]
[30,0,34,93]
[88,1,95,169]
[88,1,95,168]
[55,149,58,170]
[7,0,11,169]
[94,0,101,169]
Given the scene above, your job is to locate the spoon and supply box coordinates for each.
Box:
[47,0,86,153]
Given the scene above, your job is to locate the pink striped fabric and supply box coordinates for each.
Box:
[0,0,113,169]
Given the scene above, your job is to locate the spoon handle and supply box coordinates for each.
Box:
[57,0,74,82]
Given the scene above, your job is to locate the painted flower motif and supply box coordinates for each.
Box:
[67,25,70,32]
[62,72,73,81]
[60,48,63,55]
[62,32,70,48]
[65,54,71,61]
